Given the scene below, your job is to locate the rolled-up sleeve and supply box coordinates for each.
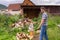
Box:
[42,14,47,19]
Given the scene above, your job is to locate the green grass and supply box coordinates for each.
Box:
[47,15,60,40]
[0,14,60,40]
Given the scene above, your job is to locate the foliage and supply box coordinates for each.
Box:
[0,14,60,40]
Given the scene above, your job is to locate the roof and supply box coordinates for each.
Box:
[21,0,60,5]
[31,0,60,5]
[19,0,60,5]
[8,3,21,10]
[8,0,60,8]
[22,0,35,6]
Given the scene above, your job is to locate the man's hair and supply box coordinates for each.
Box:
[40,7,47,11]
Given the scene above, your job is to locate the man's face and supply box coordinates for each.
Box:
[41,9,44,13]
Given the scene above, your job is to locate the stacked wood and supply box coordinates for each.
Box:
[16,32,29,40]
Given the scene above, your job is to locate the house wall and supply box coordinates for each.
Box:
[49,6,60,13]
[7,11,20,15]
[39,6,60,15]
[47,6,60,15]
[23,7,40,18]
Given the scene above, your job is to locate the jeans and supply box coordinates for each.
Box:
[40,25,48,40]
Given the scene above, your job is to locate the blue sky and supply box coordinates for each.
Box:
[0,0,60,6]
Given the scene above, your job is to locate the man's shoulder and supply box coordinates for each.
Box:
[42,12,48,19]
[43,13,47,16]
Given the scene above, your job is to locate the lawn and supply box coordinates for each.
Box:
[0,14,60,40]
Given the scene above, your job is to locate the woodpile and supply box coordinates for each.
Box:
[16,32,29,40]
[11,18,36,29]
[57,24,60,28]
[11,18,38,40]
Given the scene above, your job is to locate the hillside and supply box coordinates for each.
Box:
[0,4,7,9]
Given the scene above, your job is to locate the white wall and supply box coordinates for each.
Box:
[8,11,21,15]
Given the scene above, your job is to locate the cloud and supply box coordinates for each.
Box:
[31,0,60,5]
[0,0,24,6]
[0,0,60,6]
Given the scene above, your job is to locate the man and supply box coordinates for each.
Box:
[37,7,48,40]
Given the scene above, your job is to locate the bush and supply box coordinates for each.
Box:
[0,13,60,40]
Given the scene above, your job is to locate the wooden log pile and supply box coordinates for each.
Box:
[16,32,29,40]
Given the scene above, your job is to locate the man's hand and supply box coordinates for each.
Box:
[37,19,44,30]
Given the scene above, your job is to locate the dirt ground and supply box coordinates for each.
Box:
[33,34,40,40]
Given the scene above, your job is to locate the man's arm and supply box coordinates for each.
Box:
[37,19,45,30]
